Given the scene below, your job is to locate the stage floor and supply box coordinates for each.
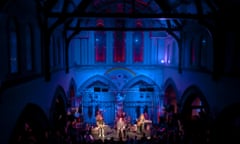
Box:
[91,125,152,142]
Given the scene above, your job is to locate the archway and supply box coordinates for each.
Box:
[162,78,179,117]
[180,85,210,144]
[50,86,67,133]
[122,75,162,124]
[9,103,49,144]
[78,75,117,125]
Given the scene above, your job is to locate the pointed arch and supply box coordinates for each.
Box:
[121,74,161,124]
[78,75,118,125]
[162,78,179,113]
[180,85,210,116]
[49,85,67,130]
[68,77,77,97]
[78,74,118,92]
[9,103,49,144]
[179,85,211,144]
[7,16,20,74]
[66,78,77,108]
[163,78,179,99]
[122,74,161,91]
[25,23,34,71]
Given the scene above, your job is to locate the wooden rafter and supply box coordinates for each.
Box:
[195,0,203,16]
[66,19,82,41]
[48,12,216,19]
[45,0,58,13]
[65,26,182,31]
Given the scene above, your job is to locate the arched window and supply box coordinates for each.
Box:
[53,35,57,66]
[114,20,126,63]
[199,35,207,67]
[114,31,126,62]
[50,35,54,67]
[190,38,196,66]
[8,18,19,73]
[26,24,33,71]
[133,31,144,63]
[95,31,106,62]
[56,36,61,65]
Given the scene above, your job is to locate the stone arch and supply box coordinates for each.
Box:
[179,85,210,144]
[7,16,20,74]
[77,75,118,125]
[9,103,49,144]
[68,78,77,97]
[215,103,240,143]
[122,74,160,90]
[162,78,179,113]
[78,74,118,92]
[49,85,67,131]
[67,78,77,108]
[180,85,209,115]
[121,74,161,124]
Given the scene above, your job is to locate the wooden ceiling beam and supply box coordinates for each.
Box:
[65,26,182,31]
[48,12,215,19]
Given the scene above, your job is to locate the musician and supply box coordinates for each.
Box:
[96,110,105,137]
[116,117,126,138]
[137,114,145,134]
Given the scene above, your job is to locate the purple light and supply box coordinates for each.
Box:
[161,59,165,63]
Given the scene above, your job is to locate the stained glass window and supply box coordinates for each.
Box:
[133,31,144,62]
[114,31,125,62]
[95,31,106,62]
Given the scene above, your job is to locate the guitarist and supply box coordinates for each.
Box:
[96,110,105,137]
[137,114,145,134]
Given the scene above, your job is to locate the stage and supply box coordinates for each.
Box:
[90,124,152,141]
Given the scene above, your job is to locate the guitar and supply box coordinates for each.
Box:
[137,114,145,126]
[96,119,105,129]
[137,119,144,126]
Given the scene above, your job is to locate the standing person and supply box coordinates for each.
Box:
[117,117,126,138]
[96,110,105,138]
[137,114,145,134]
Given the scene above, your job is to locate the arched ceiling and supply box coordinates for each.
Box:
[1,0,224,39]
[45,0,218,32]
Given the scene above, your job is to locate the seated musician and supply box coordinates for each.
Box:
[137,114,145,133]
[96,111,105,137]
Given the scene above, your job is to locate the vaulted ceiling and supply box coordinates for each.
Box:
[2,0,233,39]
[41,0,220,34]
